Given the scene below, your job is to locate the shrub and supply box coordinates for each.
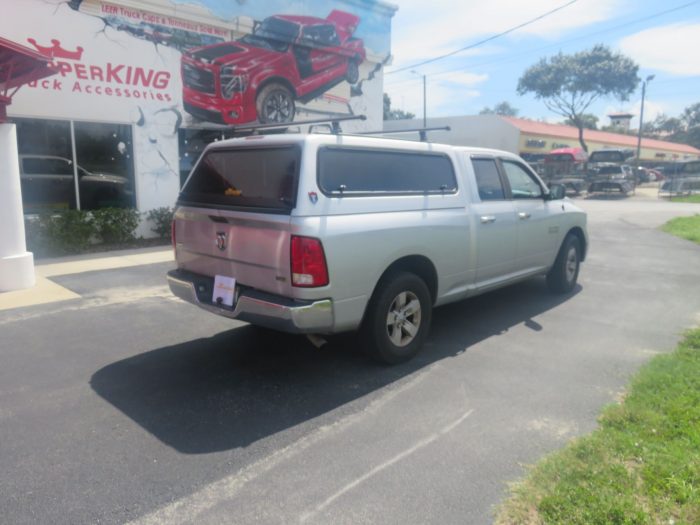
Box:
[92,207,140,244]
[25,210,94,256]
[146,206,174,239]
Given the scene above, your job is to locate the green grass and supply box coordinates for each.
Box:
[662,214,700,245]
[495,329,700,525]
[669,195,700,204]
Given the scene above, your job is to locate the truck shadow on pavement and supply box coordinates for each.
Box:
[90,279,581,454]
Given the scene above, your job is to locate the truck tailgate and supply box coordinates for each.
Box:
[174,207,292,297]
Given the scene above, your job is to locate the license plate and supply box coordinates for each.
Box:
[212,275,236,307]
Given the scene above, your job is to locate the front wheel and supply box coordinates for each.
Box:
[360,272,432,365]
[346,59,360,85]
[256,83,295,124]
[546,234,581,293]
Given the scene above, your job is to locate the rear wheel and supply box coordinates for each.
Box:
[547,234,581,293]
[256,83,295,124]
[360,272,432,365]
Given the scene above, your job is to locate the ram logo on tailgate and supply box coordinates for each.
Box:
[216,232,227,251]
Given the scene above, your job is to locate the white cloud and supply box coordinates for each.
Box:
[440,72,489,87]
[619,23,700,76]
[389,0,622,70]
[385,71,488,118]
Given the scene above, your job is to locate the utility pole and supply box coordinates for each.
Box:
[422,73,426,128]
[636,74,655,164]
[411,70,427,127]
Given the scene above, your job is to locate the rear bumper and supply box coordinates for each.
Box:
[167,270,334,333]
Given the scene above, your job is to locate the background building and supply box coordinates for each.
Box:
[2,0,396,234]
[384,115,700,165]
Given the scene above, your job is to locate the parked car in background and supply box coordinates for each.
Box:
[658,160,700,197]
[671,160,700,177]
[181,10,365,125]
[542,146,588,195]
[588,148,636,165]
[658,177,700,198]
[19,155,133,212]
[588,163,635,195]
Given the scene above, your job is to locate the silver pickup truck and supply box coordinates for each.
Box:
[168,133,588,363]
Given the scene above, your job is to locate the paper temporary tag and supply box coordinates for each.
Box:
[212,275,236,307]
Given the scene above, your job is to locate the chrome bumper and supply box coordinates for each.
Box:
[167,270,334,333]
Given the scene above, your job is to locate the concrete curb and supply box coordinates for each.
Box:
[0,246,173,312]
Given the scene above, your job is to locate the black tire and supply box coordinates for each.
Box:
[546,234,581,293]
[256,83,295,124]
[346,59,360,84]
[360,272,432,365]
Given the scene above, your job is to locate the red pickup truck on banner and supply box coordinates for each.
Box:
[181,10,365,125]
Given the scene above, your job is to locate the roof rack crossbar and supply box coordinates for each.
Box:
[227,114,366,137]
[359,126,451,142]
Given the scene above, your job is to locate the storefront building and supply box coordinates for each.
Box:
[2,0,396,233]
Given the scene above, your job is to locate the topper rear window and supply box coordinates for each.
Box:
[179,146,300,211]
[318,147,457,195]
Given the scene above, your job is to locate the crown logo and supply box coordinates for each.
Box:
[27,38,84,61]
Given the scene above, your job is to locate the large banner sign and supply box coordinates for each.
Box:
[2,0,392,130]
[1,0,394,213]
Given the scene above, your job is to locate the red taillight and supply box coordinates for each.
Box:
[291,235,329,287]
[171,219,176,252]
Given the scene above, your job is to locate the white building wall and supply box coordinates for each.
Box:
[2,0,395,225]
[383,115,521,153]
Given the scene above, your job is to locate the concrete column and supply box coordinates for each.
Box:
[0,123,35,291]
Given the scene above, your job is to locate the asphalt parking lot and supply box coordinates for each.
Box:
[2,193,700,524]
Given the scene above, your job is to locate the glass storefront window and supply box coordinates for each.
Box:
[12,117,136,212]
[15,118,76,213]
[74,121,135,210]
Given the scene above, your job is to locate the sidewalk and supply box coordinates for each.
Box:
[0,246,173,311]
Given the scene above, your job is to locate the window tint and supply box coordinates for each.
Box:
[180,146,299,211]
[302,25,340,46]
[679,161,700,175]
[502,160,543,199]
[472,158,505,201]
[318,148,457,194]
[22,157,73,175]
[596,165,624,175]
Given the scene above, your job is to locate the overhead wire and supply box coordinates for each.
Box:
[385,0,578,76]
[385,0,700,87]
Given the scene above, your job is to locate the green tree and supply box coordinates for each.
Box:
[650,114,684,135]
[681,102,700,129]
[383,93,415,121]
[479,101,519,116]
[517,45,639,151]
[563,113,598,130]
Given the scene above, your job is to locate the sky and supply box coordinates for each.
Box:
[383,0,700,128]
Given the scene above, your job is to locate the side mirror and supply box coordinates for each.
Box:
[547,183,566,200]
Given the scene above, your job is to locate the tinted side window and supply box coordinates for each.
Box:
[22,157,73,175]
[472,158,505,201]
[180,146,299,211]
[318,148,457,194]
[502,160,542,199]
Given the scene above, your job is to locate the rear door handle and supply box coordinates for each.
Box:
[480,215,496,224]
[518,212,531,220]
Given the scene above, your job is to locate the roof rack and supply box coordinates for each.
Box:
[228,115,367,137]
[359,126,451,142]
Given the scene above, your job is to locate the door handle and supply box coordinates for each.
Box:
[518,212,531,220]
[480,215,496,224]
